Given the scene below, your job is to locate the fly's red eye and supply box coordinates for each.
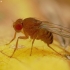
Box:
[14,24,22,31]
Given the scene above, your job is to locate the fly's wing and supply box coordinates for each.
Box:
[40,21,70,38]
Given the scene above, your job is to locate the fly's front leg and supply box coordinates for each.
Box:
[10,33,28,57]
[6,32,16,45]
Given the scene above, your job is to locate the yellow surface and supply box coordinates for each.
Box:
[0,0,70,70]
[0,39,70,70]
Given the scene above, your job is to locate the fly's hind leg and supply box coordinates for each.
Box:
[54,44,70,59]
[47,44,63,56]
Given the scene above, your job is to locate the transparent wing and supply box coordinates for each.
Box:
[40,21,70,38]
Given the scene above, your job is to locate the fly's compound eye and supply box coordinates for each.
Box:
[14,23,23,31]
[13,19,23,32]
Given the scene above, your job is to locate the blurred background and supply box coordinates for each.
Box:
[0,0,70,70]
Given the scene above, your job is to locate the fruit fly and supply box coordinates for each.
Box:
[6,17,70,58]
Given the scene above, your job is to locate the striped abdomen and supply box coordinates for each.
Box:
[36,28,53,45]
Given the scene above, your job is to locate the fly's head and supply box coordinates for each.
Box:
[13,19,23,32]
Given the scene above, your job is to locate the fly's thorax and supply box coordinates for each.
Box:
[22,17,42,29]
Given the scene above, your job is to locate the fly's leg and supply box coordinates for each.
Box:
[10,35,28,57]
[55,44,70,56]
[47,44,63,56]
[30,30,39,56]
[30,38,35,56]
[6,32,16,45]
[0,32,17,58]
